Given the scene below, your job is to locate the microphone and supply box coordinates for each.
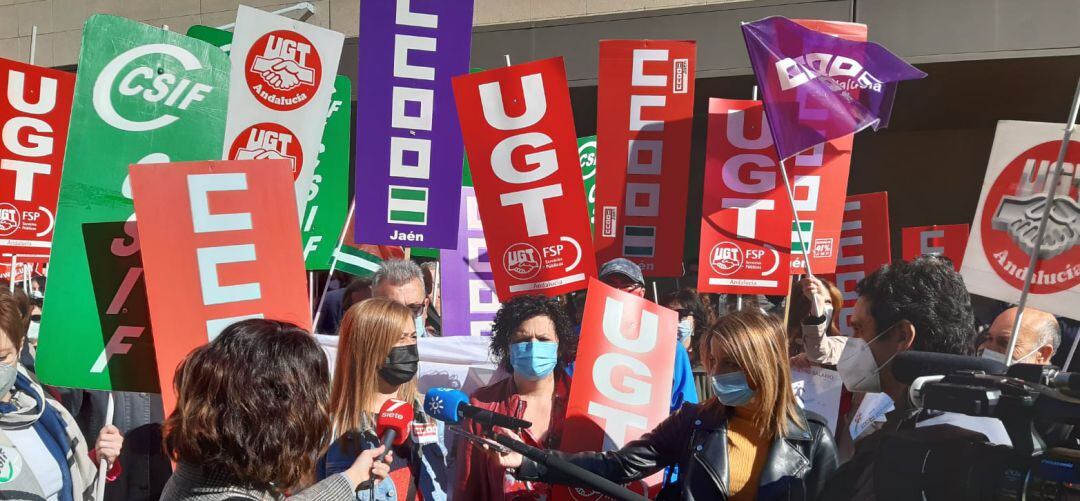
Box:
[424,387,532,430]
[375,399,413,460]
[892,351,1007,385]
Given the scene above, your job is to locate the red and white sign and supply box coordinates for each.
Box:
[130,159,311,414]
[902,224,969,270]
[452,57,597,298]
[228,122,304,180]
[593,40,696,277]
[960,121,1080,320]
[826,192,891,335]
[0,58,75,259]
[0,261,45,282]
[557,279,675,499]
[244,30,322,111]
[697,99,794,296]
[224,5,342,218]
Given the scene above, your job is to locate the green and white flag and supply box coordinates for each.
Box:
[36,15,229,392]
[334,245,383,278]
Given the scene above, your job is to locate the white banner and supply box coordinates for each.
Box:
[960,120,1080,320]
[223,5,344,217]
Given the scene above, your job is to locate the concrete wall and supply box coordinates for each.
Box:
[0,0,749,67]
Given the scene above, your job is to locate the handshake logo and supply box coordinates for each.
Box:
[992,194,1080,260]
[245,30,322,111]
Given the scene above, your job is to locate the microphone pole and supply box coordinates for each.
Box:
[493,434,649,501]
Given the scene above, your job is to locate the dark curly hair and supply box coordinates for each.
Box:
[163,319,330,491]
[856,256,976,356]
[490,295,577,374]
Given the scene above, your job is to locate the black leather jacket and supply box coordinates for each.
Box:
[516,403,838,501]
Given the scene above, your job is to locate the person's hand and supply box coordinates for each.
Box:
[800,277,828,318]
[344,445,393,488]
[790,353,812,371]
[482,428,524,470]
[95,425,123,468]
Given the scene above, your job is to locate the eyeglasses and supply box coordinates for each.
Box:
[675,309,693,319]
[405,300,427,318]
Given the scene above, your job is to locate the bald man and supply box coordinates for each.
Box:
[978,307,1061,365]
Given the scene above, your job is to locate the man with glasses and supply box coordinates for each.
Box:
[372,259,439,337]
[597,258,697,414]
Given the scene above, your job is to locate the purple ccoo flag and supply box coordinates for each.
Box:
[742,16,927,159]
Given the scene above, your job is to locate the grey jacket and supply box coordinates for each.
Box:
[160,463,356,501]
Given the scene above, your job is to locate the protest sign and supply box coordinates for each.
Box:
[131,159,310,413]
[960,121,1080,320]
[830,192,891,335]
[698,99,793,296]
[36,15,229,393]
[902,224,969,270]
[593,40,695,277]
[452,57,597,298]
[302,77,351,270]
[0,58,74,261]
[354,0,473,249]
[440,187,500,336]
[791,366,843,435]
[578,135,597,232]
[223,5,343,218]
[557,279,675,498]
[0,262,44,282]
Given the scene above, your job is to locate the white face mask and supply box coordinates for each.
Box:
[980,347,1039,366]
[676,318,693,343]
[837,323,900,393]
[26,321,39,343]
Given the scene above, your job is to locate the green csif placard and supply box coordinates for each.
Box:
[36,15,230,392]
[302,77,352,270]
[578,135,597,234]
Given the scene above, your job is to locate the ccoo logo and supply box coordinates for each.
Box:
[229,122,305,180]
[245,30,322,111]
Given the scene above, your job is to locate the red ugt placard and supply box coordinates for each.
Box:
[698,99,793,296]
[593,40,695,277]
[452,57,597,299]
[557,279,675,498]
[829,192,891,335]
[0,58,75,260]
[902,224,969,270]
[130,160,311,414]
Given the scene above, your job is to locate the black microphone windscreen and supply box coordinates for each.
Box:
[892,351,1006,384]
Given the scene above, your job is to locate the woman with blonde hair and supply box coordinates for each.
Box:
[316,298,450,500]
[490,311,838,501]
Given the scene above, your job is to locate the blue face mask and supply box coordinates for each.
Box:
[677,318,693,343]
[509,341,558,381]
[414,314,426,338]
[710,371,755,407]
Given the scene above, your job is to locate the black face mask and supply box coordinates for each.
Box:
[379,344,419,386]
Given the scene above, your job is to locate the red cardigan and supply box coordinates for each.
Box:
[453,371,571,500]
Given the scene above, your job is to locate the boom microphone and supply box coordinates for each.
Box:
[893,351,1007,385]
[375,399,413,460]
[424,387,532,430]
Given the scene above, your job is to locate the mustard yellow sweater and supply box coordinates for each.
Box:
[727,409,770,501]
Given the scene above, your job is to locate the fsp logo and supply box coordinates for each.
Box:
[245,30,321,111]
[92,44,214,132]
[229,122,304,179]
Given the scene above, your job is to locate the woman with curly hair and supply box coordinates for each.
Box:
[160,319,390,500]
[454,295,578,500]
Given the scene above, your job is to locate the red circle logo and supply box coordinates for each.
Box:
[244,30,322,111]
[228,122,305,180]
[503,243,542,280]
[709,242,744,276]
[979,140,1080,294]
[0,203,20,236]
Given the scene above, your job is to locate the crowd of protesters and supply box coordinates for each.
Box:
[0,251,1077,501]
